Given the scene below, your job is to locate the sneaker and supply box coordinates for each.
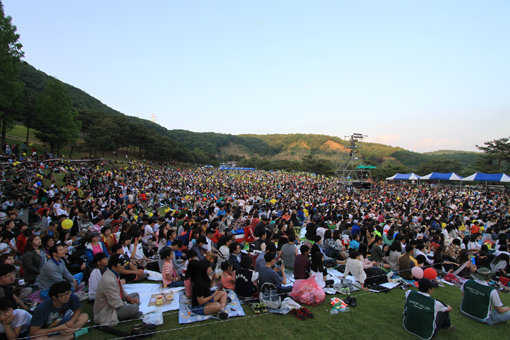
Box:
[74,328,89,338]
[217,311,228,319]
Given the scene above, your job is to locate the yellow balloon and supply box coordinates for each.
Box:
[62,219,73,230]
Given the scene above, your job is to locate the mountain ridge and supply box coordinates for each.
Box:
[16,62,482,173]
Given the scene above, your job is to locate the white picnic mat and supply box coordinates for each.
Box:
[124,283,184,314]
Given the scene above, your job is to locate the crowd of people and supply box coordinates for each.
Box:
[0,155,509,338]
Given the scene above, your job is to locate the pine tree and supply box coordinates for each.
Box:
[0,0,24,146]
[35,79,81,154]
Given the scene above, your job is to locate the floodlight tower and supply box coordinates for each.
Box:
[335,133,368,186]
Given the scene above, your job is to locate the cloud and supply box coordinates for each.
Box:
[367,134,402,145]
[415,138,461,151]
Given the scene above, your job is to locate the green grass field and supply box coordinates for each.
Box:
[76,284,509,340]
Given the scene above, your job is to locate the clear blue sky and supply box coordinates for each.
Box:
[4,0,510,152]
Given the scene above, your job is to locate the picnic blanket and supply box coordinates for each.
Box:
[124,283,183,314]
[144,270,163,281]
[178,290,245,324]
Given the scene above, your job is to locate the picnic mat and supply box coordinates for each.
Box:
[148,293,175,307]
[124,283,183,314]
[178,290,246,324]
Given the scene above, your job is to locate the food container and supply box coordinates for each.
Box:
[155,294,164,306]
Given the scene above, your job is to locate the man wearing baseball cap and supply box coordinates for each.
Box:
[461,267,510,325]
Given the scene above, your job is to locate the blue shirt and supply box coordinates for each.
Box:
[30,294,80,329]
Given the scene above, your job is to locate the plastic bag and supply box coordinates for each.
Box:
[281,297,301,310]
[260,282,281,309]
[290,276,325,306]
[330,297,350,314]
[143,310,163,325]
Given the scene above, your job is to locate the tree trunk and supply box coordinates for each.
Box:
[1,114,7,147]
[69,144,75,159]
[26,126,30,145]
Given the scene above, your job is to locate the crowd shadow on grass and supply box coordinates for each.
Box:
[78,284,510,340]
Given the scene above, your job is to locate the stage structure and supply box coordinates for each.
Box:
[335,133,372,189]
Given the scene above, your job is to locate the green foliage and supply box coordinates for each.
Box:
[0,1,24,144]
[83,115,119,155]
[391,150,430,168]
[371,160,411,180]
[416,157,462,175]
[476,137,510,172]
[0,1,24,108]
[34,79,81,153]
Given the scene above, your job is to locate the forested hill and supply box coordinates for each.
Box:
[16,62,482,176]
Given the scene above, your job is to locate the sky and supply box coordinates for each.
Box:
[4,0,510,153]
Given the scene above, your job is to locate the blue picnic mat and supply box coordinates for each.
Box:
[178,290,246,324]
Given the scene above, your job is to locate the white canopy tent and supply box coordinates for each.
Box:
[386,173,421,181]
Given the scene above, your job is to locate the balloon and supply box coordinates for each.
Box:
[423,268,437,280]
[411,267,424,279]
[61,219,73,230]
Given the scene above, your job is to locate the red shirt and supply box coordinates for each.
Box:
[470,224,480,234]
[16,234,28,254]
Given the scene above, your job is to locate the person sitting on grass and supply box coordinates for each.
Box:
[191,259,228,319]
[257,252,291,295]
[343,250,368,291]
[37,244,80,299]
[404,278,454,339]
[0,299,32,340]
[0,263,30,312]
[87,252,109,301]
[235,254,258,300]
[93,254,140,326]
[22,235,46,285]
[310,252,334,288]
[161,247,184,288]
[220,261,236,290]
[460,267,510,325]
[30,281,89,340]
[111,244,146,282]
[293,245,311,280]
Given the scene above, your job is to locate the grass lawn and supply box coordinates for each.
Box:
[77,284,509,340]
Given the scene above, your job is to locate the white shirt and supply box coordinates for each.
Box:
[143,224,154,242]
[311,269,326,288]
[88,268,103,300]
[343,258,366,284]
[130,242,145,260]
[122,245,132,258]
[0,309,31,335]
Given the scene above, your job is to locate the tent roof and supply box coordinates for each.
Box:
[420,172,463,181]
[461,173,510,182]
[386,173,421,180]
